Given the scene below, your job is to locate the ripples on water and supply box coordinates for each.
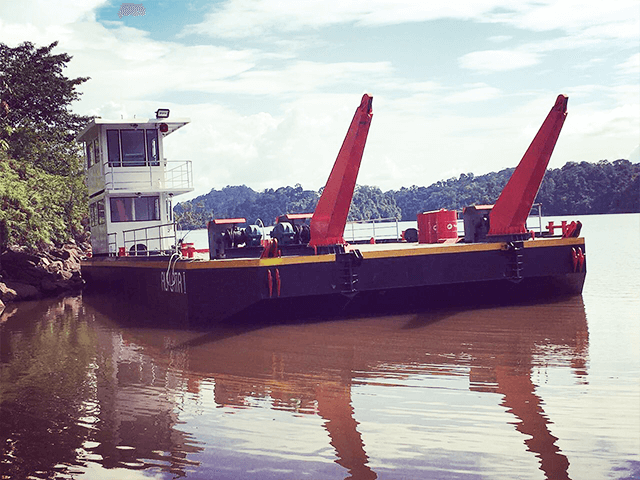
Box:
[1,214,638,479]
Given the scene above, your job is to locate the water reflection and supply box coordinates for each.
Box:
[0,294,589,479]
[0,297,203,479]
[90,320,203,475]
[0,298,98,479]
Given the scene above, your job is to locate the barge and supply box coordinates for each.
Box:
[78,95,586,324]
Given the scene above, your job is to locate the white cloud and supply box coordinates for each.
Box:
[488,35,512,43]
[183,0,516,38]
[616,53,640,77]
[52,24,259,111]
[443,84,502,103]
[193,60,394,95]
[185,0,640,47]
[154,93,382,196]
[0,0,636,197]
[458,50,542,72]
[38,17,394,111]
[491,0,639,39]
[0,0,106,28]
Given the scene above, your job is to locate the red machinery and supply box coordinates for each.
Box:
[417,209,458,244]
[487,95,569,240]
[309,94,374,246]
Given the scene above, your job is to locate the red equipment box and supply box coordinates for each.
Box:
[417,209,458,244]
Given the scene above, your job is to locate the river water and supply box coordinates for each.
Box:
[1,213,638,480]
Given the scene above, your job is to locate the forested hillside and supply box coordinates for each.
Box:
[175,159,639,229]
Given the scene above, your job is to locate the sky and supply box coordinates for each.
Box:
[1,0,638,200]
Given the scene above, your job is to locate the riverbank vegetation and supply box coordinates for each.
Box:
[0,41,89,251]
[175,159,640,229]
[1,41,89,305]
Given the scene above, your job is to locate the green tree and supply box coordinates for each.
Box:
[348,185,400,220]
[0,41,89,250]
[1,41,89,174]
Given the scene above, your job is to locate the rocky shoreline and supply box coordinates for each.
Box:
[0,243,88,312]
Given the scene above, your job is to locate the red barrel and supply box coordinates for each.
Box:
[417,209,458,244]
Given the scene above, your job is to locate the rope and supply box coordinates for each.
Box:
[166,252,181,287]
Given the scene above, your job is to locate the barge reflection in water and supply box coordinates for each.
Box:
[0,293,633,480]
[0,213,638,480]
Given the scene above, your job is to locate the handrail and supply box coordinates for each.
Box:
[344,206,542,244]
[165,161,193,190]
[344,217,401,242]
[122,222,178,256]
[107,232,118,255]
[527,203,543,233]
[103,160,193,191]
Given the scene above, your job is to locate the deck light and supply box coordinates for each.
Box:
[155,108,170,119]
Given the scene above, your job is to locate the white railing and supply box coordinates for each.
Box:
[527,203,543,233]
[103,160,193,192]
[344,217,401,242]
[164,160,193,190]
[107,232,118,255]
[122,222,178,256]
[343,205,542,243]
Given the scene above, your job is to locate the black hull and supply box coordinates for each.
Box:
[82,237,586,326]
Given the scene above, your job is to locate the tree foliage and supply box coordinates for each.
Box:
[0,153,86,248]
[392,160,639,219]
[0,41,89,250]
[348,185,401,221]
[174,184,319,229]
[536,160,639,215]
[175,159,639,229]
[1,41,89,175]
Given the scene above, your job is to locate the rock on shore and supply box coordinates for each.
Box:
[0,243,87,308]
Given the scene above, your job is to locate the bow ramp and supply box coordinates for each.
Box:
[309,94,374,247]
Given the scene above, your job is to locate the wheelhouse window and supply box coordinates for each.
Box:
[121,130,146,166]
[89,200,106,227]
[107,130,120,166]
[166,198,173,222]
[86,137,99,168]
[86,142,93,168]
[97,200,105,224]
[146,129,159,166]
[107,129,160,167]
[110,196,160,222]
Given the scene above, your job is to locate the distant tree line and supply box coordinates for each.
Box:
[174,159,639,229]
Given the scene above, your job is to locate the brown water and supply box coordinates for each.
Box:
[1,214,638,480]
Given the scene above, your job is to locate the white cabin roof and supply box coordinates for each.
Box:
[77,117,190,142]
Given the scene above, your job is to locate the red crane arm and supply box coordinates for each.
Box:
[488,95,568,237]
[309,94,374,246]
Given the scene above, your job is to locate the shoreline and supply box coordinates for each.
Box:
[0,242,88,313]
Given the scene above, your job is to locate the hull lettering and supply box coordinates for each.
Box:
[160,271,187,294]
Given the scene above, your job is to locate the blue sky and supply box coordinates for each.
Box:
[1,0,638,200]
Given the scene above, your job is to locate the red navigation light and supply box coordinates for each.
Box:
[159,123,169,133]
